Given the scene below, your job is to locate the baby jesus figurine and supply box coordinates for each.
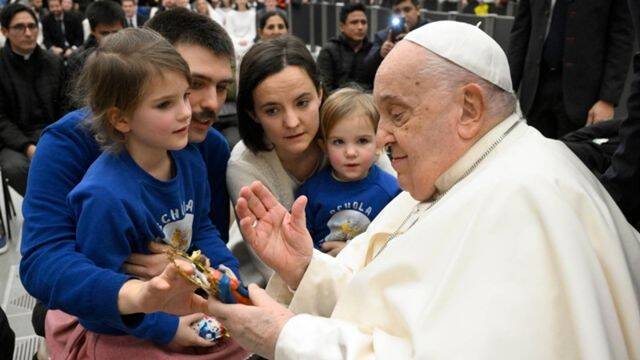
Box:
[167,248,252,305]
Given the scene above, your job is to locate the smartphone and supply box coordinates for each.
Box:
[389,15,406,42]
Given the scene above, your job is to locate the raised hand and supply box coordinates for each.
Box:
[235,181,313,289]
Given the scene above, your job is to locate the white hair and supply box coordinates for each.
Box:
[419,49,517,120]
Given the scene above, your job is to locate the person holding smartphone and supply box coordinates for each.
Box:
[360,0,427,88]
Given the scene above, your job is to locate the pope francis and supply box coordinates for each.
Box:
[204,21,640,359]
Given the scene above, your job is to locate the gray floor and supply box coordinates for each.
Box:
[0,190,42,360]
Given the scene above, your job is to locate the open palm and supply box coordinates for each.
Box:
[236,181,313,288]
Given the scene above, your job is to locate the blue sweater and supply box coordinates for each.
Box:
[67,146,238,343]
[297,165,401,249]
[20,109,232,344]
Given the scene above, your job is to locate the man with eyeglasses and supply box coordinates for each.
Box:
[317,3,372,92]
[362,0,427,88]
[0,3,65,196]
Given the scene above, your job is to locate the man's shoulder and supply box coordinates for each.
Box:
[201,127,230,152]
[44,109,90,134]
[37,47,64,68]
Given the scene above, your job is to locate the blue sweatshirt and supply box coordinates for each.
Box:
[67,146,238,342]
[20,109,232,344]
[297,165,401,249]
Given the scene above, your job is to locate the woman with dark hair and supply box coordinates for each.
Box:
[257,10,288,41]
[227,35,393,282]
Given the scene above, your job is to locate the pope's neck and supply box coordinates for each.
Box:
[277,142,323,182]
[434,112,520,195]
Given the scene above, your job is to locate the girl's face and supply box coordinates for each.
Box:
[260,15,288,40]
[117,71,192,154]
[251,66,321,160]
[325,114,377,181]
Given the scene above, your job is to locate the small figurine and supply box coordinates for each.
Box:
[167,249,252,305]
[191,316,226,342]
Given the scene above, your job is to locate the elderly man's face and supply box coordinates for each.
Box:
[374,41,464,201]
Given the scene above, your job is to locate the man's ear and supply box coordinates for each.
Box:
[108,107,131,134]
[0,27,7,38]
[457,83,485,140]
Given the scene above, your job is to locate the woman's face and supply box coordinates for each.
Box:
[260,15,288,40]
[251,66,321,159]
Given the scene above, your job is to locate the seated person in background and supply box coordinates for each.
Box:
[193,0,225,26]
[41,0,83,58]
[225,0,255,64]
[122,0,149,28]
[362,0,427,88]
[298,88,401,256]
[45,28,246,359]
[66,0,125,107]
[0,3,65,195]
[257,10,287,41]
[255,0,284,30]
[317,3,371,92]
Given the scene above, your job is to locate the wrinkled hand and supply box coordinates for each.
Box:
[236,181,313,289]
[167,313,215,351]
[587,100,615,125]
[118,260,207,316]
[123,242,172,280]
[321,241,347,257]
[207,284,294,359]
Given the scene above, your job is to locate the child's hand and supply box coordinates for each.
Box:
[123,242,172,280]
[321,241,347,257]
[118,261,208,316]
[168,313,216,351]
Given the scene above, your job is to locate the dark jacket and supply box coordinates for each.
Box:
[64,36,98,111]
[41,11,84,50]
[361,18,428,88]
[602,53,640,229]
[0,43,65,152]
[126,13,149,28]
[508,0,634,124]
[317,34,373,92]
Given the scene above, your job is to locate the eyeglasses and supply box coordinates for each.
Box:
[9,23,38,33]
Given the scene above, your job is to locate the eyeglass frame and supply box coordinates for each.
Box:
[7,22,39,33]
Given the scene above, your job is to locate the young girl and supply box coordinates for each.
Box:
[297,88,401,256]
[44,28,248,359]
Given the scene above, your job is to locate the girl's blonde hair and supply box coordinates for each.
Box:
[75,28,192,152]
[320,87,379,140]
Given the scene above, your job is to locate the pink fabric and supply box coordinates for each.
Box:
[45,310,251,360]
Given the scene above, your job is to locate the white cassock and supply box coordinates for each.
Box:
[267,113,640,359]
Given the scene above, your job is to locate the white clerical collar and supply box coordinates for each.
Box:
[434,112,520,194]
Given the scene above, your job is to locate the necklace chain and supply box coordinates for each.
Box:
[372,119,522,260]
